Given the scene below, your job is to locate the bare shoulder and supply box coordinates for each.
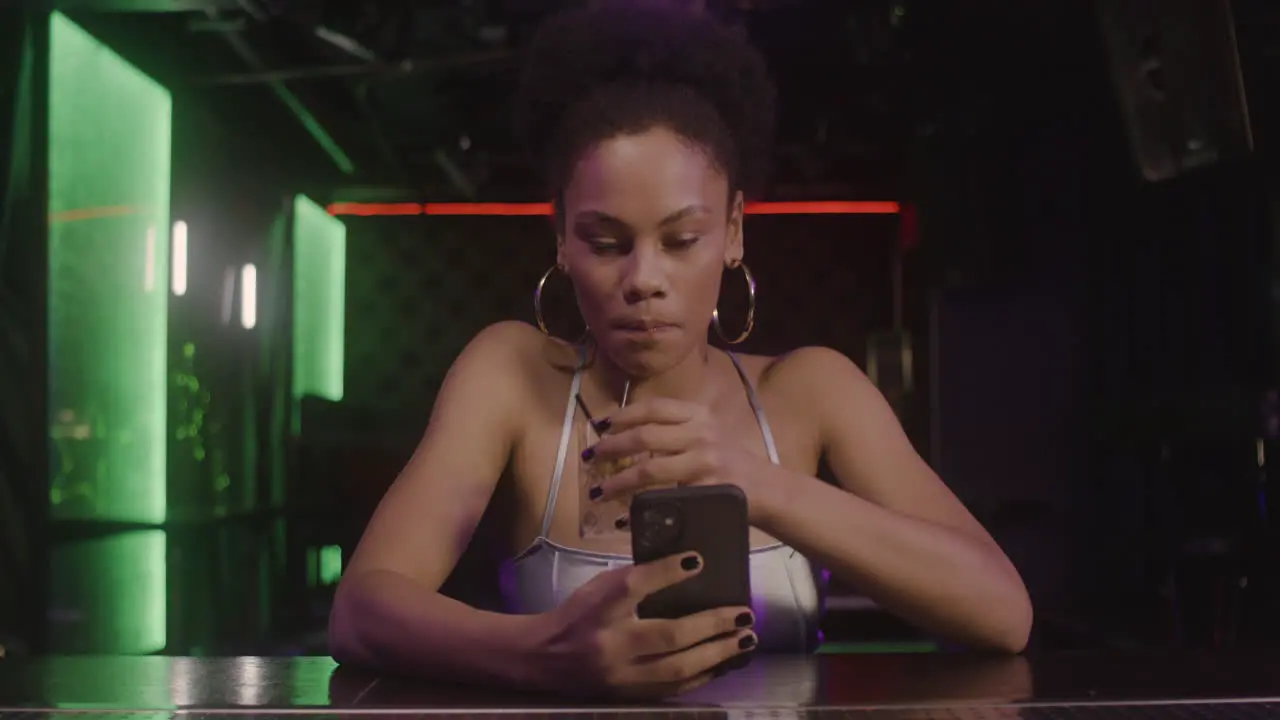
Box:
[453,321,580,403]
[458,320,544,362]
[454,321,572,375]
[725,347,872,467]
[732,345,871,400]
[342,320,564,587]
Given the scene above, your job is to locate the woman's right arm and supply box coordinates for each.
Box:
[328,322,545,688]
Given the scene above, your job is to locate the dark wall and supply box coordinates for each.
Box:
[918,18,1280,645]
[334,213,902,436]
[1081,165,1277,647]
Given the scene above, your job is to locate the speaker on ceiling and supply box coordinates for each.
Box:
[1097,0,1253,182]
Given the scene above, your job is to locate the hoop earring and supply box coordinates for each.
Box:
[534,264,589,341]
[712,262,756,344]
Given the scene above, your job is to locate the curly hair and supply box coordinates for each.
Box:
[513,2,777,205]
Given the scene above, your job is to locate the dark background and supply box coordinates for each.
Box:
[3,0,1280,656]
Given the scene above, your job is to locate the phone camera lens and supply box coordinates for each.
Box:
[639,503,682,551]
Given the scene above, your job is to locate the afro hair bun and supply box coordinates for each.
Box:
[514,2,777,197]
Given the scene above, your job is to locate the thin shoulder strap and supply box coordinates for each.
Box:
[540,348,587,539]
[727,352,781,465]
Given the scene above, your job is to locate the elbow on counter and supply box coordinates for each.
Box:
[948,596,1033,655]
[992,612,1033,655]
[1009,596,1035,654]
[986,584,1034,655]
[977,549,1035,655]
[945,563,1034,655]
[327,576,376,668]
[1007,567,1036,654]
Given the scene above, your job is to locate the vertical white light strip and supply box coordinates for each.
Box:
[143,225,156,293]
[240,263,257,330]
[171,220,188,296]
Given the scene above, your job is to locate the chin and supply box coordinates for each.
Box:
[600,332,689,378]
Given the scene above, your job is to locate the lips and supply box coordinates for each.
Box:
[614,319,677,332]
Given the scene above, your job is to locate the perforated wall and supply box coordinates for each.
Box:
[340,214,899,432]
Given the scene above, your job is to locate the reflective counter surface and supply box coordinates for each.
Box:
[1,652,1279,717]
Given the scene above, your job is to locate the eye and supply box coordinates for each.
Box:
[584,237,624,254]
[665,235,702,250]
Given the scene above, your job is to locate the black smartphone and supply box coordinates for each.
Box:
[630,485,753,671]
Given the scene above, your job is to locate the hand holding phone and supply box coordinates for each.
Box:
[630,485,752,618]
[630,485,754,675]
[537,551,756,699]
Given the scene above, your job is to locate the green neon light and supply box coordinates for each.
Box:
[291,194,346,404]
[319,544,343,586]
[305,544,344,588]
[291,657,339,706]
[816,641,939,654]
[49,530,167,654]
[47,11,170,653]
[51,656,175,708]
[48,11,169,524]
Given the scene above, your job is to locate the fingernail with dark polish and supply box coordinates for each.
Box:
[581,446,595,461]
[592,417,612,433]
[614,515,629,529]
[735,612,754,628]
[738,635,757,651]
[681,555,701,571]
[588,486,603,501]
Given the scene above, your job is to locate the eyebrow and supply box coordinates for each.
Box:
[572,204,713,229]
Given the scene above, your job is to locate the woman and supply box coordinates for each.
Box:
[329,2,1032,699]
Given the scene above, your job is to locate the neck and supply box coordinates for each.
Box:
[593,341,717,406]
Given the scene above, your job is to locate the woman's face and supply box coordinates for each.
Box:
[557,126,744,377]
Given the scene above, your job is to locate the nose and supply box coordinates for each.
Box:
[622,243,667,303]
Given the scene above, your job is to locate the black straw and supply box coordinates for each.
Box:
[574,393,596,424]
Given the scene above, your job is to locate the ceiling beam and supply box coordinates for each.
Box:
[208,11,357,176]
[188,50,514,86]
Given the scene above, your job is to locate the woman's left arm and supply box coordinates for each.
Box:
[748,347,1032,653]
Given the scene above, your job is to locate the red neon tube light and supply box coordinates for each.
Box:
[327,201,899,217]
[48,205,144,223]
